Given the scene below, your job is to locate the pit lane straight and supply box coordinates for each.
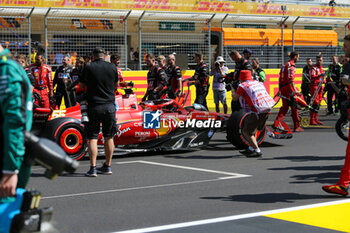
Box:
[27,113,349,233]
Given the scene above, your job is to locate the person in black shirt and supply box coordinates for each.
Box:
[53,55,74,108]
[326,55,343,114]
[142,53,167,101]
[80,48,118,177]
[225,50,252,112]
[301,58,313,105]
[189,52,210,110]
[166,54,182,99]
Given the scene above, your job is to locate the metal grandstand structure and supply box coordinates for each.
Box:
[1,6,349,70]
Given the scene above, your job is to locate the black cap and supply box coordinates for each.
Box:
[243,48,253,54]
[92,47,105,55]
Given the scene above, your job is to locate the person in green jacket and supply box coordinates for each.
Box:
[251,58,266,83]
[0,45,33,202]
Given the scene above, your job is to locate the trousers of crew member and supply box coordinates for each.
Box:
[322,34,350,197]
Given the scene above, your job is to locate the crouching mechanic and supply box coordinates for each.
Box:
[322,35,350,196]
[231,70,275,157]
[0,45,32,201]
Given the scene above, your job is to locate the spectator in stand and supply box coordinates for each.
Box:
[70,52,77,66]
[105,51,111,63]
[53,50,64,65]
[143,49,148,63]
[134,48,140,70]
[49,51,55,65]
[30,48,37,64]
[329,0,336,7]
[251,58,265,82]
[129,47,134,63]
[83,55,92,64]
[212,56,229,114]
[243,48,253,62]
[301,58,313,105]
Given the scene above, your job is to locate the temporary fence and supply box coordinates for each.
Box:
[44,8,130,69]
[137,11,215,71]
[0,7,349,70]
[0,7,34,63]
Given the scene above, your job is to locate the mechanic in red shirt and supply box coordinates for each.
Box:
[274,51,303,132]
[232,70,275,157]
[322,35,350,196]
[309,55,325,125]
[142,53,167,101]
[28,53,53,108]
[166,54,182,99]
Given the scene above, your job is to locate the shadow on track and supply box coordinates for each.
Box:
[201,192,335,203]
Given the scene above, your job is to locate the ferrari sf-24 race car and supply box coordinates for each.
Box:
[31,83,292,160]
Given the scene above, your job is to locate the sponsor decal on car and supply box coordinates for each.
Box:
[143,111,221,129]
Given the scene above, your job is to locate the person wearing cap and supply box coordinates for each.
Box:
[80,47,118,177]
[243,48,253,61]
[212,56,229,113]
[231,70,275,157]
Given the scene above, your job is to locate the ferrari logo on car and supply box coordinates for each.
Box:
[143,110,161,129]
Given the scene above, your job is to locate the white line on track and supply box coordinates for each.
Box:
[40,160,250,200]
[135,160,251,177]
[41,176,240,200]
[113,199,350,233]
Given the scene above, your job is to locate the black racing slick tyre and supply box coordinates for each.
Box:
[226,110,267,149]
[336,117,349,142]
[54,123,87,160]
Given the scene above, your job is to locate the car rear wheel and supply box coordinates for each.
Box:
[226,110,267,149]
[55,123,87,160]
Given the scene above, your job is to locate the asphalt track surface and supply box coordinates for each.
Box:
[27,112,350,233]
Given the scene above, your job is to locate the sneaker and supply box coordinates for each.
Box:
[97,163,112,175]
[85,167,97,177]
[322,184,348,196]
[245,151,262,158]
[239,149,254,155]
[294,127,304,132]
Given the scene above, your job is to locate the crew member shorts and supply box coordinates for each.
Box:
[213,89,227,105]
[242,112,269,135]
[85,103,117,139]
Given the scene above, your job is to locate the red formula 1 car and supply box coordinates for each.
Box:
[32,84,229,160]
[32,82,292,160]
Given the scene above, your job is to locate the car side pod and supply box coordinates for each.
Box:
[0,188,53,233]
